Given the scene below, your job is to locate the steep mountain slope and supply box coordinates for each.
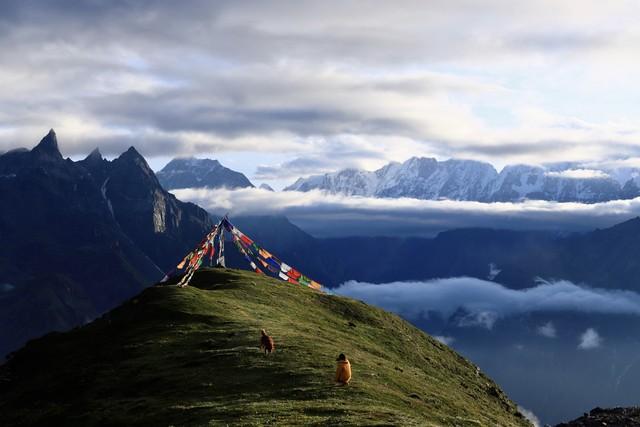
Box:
[81,148,215,271]
[0,269,530,426]
[0,130,213,359]
[285,157,630,202]
[157,157,254,190]
[0,130,163,358]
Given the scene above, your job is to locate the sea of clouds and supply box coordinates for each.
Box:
[174,187,640,236]
[333,277,640,328]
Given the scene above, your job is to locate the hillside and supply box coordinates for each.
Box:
[0,269,529,426]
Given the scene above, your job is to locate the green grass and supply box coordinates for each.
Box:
[0,268,530,426]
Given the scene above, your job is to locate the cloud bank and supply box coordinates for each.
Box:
[333,277,640,329]
[173,187,640,236]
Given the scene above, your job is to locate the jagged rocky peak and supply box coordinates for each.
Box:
[108,146,159,189]
[114,146,156,175]
[84,147,103,162]
[31,129,63,160]
[259,183,275,192]
[119,146,146,162]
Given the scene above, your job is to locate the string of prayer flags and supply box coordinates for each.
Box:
[221,217,322,291]
[173,223,222,287]
[170,216,322,291]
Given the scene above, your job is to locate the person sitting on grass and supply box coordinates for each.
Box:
[335,353,352,385]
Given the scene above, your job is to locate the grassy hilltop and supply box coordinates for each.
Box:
[0,268,530,426]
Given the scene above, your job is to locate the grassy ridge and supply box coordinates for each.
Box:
[0,269,530,426]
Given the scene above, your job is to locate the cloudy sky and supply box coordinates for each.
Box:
[2,1,640,188]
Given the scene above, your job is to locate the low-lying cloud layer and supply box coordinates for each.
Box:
[173,187,640,236]
[333,277,640,328]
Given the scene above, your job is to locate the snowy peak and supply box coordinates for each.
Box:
[285,157,638,203]
[285,157,499,201]
[376,158,497,200]
[156,157,254,190]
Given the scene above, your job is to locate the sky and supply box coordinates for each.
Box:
[2,1,640,189]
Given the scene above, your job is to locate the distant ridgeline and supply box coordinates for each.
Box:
[285,157,640,203]
[169,216,322,290]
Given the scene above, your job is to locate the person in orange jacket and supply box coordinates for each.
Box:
[335,353,352,385]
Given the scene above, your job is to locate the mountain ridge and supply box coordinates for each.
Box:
[285,156,639,203]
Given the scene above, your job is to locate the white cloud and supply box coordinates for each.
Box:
[518,406,541,427]
[537,321,557,338]
[578,328,602,350]
[173,187,640,236]
[433,335,455,346]
[545,169,610,180]
[487,263,501,281]
[457,311,499,330]
[333,278,640,330]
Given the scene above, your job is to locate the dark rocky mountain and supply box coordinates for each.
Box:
[556,407,640,426]
[80,148,213,271]
[0,130,213,359]
[156,157,254,190]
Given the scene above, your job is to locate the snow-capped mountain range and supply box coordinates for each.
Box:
[285,157,640,203]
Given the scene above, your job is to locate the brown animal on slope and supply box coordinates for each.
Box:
[260,329,275,355]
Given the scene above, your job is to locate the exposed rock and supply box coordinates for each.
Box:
[556,407,640,427]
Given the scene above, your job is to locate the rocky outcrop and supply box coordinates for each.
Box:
[556,407,640,427]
